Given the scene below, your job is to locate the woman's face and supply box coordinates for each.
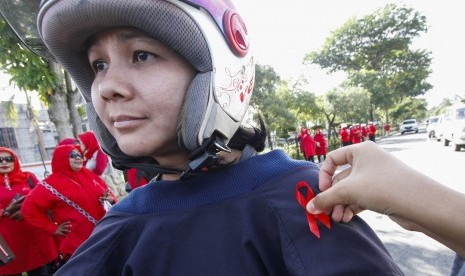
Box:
[69,150,84,172]
[87,28,196,165]
[0,152,14,174]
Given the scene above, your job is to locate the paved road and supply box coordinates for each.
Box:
[357,130,464,276]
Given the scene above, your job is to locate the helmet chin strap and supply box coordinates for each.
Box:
[112,134,231,181]
[180,134,231,179]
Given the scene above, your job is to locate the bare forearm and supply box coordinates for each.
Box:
[386,170,465,256]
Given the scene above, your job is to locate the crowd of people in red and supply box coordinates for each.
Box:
[339,122,379,146]
[297,122,383,162]
[0,131,117,275]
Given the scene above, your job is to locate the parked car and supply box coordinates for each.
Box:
[439,104,465,151]
[399,119,419,135]
[426,115,443,138]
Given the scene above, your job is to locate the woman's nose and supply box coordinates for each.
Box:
[95,67,133,101]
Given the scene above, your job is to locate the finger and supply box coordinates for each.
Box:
[331,205,345,222]
[331,167,352,186]
[319,146,355,191]
[341,207,355,223]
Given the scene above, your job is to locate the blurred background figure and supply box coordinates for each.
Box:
[77,131,109,176]
[125,168,149,193]
[0,147,58,276]
[384,122,391,136]
[360,123,368,141]
[350,123,362,144]
[58,138,80,147]
[77,131,127,199]
[339,123,350,147]
[298,127,316,162]
[368,122,377,142]
[313,128,327,163]
[21,145,116,267]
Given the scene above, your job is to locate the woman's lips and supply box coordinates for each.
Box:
[111,115,146,129]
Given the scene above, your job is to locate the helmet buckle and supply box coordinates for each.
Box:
[181,135,231,179]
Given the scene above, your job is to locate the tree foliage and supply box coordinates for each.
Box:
[0,17,82,140]
[305,4,432,120]
[0,18,57,102]
[390,97,428,123]
[251,64,297,138]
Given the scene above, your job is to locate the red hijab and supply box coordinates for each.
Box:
[0,147,34,187]
[78,131,100,160]
[46,145,101,188]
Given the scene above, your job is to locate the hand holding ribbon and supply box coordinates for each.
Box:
[296,181,330,238]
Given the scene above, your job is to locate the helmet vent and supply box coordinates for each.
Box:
[223,9,249,57]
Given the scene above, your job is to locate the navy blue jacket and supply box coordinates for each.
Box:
[57,150,403,275]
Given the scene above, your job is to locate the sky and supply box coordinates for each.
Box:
[234,0,465,108]
[1,1,463,109]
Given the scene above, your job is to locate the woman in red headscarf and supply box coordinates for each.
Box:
[298,128,316,162]
[21,145,116,264]
[77,131,109,176]
[313,128,327,163]
[0,147,58,276]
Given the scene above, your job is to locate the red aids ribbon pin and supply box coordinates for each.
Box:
[295,181,331,238]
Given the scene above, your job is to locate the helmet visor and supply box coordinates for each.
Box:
[0,0,54,60]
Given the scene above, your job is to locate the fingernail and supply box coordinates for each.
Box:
[306,201,321,214]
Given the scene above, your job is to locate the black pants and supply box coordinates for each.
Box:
[23,261,56,276]
[317,155,326,163]
[369,135,375,142]
[307,155,315,162]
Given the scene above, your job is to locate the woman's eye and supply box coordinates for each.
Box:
[92,60,108,72]
[134,51,155,62]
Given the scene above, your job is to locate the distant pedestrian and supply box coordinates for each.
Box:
[298,128,316,162]
[368,122,377,142]
[384,123,390,136]
[351,124,362,144]
[78,131,109,176]
[340,123,351,147]
[314,128,327,163]
[360,124,368,141]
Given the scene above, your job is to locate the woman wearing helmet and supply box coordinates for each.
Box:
[2,0,402,274]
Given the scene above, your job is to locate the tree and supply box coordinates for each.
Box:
[390,97,428,124]
[0,17,83,142]
[305,4,432,122]
[318,85,371,147]
[251,64,297,148]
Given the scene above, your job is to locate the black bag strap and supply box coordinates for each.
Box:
[27,177,34,189]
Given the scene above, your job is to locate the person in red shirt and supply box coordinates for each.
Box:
[350,124,362,144]
[360,123,368,141]
[0,147,58,275]
[384,123,391,136]
[125,168,149,192]
[78,131,109,176]
[298,128,316,162]
[339,123,350,147]
[22,145,116,264]
[368,122,377,142]
[313,128,327,163]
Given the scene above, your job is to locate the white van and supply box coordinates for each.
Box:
[427,115,442,138]
[440,104,465,151]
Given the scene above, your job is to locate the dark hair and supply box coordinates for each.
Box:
[227,115,267,152]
